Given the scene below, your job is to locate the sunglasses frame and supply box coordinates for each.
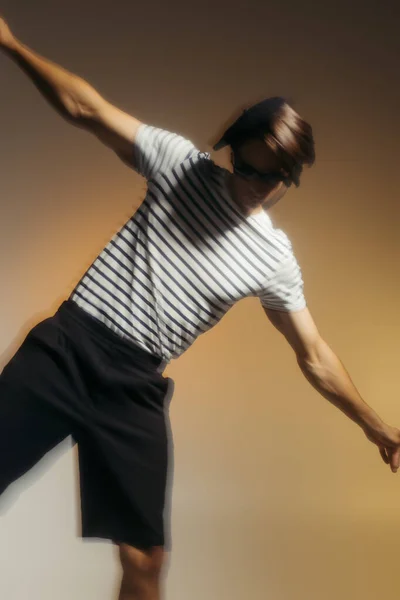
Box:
[231,151,291,187]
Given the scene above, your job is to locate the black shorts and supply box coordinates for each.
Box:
[0,299,174,551]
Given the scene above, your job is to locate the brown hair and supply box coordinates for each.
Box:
[232,99,315,187]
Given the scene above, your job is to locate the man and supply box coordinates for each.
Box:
[1,15,399,600]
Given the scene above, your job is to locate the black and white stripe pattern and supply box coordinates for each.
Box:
[69,124,306,365]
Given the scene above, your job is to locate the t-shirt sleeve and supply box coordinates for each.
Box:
[132,124,200,180]
[258,249,307,312]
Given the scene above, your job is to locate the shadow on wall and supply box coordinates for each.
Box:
[0,437,75,516]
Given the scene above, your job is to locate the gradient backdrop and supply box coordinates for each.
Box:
[0,0,399,599]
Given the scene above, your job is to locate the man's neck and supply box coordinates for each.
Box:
[226,172,264,216]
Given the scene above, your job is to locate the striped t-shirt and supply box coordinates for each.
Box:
[69,124,307,366]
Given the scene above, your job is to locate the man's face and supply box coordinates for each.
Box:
[232,137,289,208]
[236,137,282,172]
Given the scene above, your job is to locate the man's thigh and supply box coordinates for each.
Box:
[0,320,73,495]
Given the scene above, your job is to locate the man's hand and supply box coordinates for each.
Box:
[0,15,17,51]
[362,422,400,473]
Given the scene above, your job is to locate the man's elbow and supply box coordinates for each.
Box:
[296,336,330,370]
[62,79,107,123]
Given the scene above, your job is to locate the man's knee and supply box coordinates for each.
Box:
[118,542,167,581]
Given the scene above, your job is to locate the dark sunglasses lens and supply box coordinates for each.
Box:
[262,173,281,183]
[234,164,253,177]
[233,155,288,184]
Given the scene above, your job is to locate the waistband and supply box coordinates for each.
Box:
[57,300,165,370]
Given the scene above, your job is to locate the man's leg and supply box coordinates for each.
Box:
[117,543,168,600]
[0,319,74,501]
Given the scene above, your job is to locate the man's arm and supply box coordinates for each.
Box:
[0,16,142,167]
[264,306,386,434]
[297,335,385,432]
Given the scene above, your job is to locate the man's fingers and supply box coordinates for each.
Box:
[379,446,389,464]
[380,446,400,472]
[390,447,400,472]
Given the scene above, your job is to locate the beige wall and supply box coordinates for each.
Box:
[0,1,399,598]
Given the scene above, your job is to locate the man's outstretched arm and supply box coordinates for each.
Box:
[0,15,142,167]
[264,305,400,472]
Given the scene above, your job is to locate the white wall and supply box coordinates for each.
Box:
[0,0,399,598]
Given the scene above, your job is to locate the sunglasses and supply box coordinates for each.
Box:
[231,152,291,187]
